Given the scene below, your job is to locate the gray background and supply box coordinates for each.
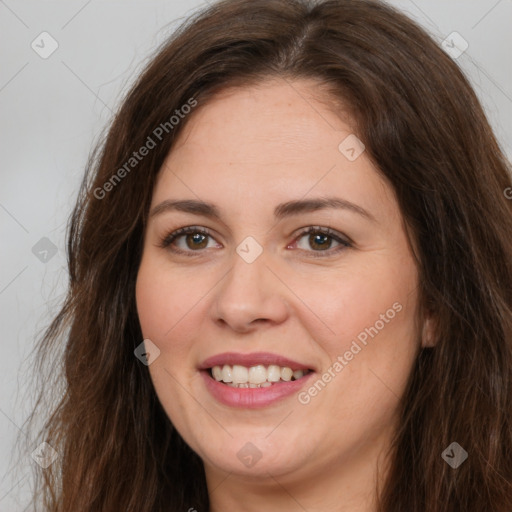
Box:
[1,0,511,509]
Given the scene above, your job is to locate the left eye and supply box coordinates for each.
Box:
[290,227,351,255]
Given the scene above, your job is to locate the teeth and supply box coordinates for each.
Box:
[281,367,293,381]
[232,365,249,384]
[221,364,233,383]
[209,364,310,386]
[248,365,267,384]
[267,365,281,382]
[212,366,223,381]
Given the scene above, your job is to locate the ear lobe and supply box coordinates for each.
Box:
[421,315,438,348]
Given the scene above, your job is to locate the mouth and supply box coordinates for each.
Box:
[206,364,313,388]
[198,352,316,408]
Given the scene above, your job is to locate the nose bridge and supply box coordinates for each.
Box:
[213,243,288,330]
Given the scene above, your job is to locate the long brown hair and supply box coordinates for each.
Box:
[21,0,512,510]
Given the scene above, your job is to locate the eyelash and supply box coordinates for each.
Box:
[159,226,352,258]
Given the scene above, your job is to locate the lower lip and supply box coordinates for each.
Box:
[200,370,315,408]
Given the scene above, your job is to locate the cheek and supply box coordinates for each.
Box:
[292,257,419,415]
[135,256,202,343]
[135,266,169,338]
[135,259,203,425]
[289,258,418,352]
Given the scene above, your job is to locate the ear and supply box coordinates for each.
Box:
[421,314,438,348]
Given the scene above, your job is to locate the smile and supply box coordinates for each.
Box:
[199,352,316,408]
[209,364,312,388]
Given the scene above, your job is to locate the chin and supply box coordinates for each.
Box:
[196,432,311,478]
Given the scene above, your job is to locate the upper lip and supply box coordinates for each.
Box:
[198,352,314,372]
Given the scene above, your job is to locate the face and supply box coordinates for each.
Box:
[136,78,423,489]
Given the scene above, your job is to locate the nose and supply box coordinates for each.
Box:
[212,249,289,333]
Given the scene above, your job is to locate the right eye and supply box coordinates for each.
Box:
[159,226,222,255]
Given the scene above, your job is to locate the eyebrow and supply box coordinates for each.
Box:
[150,197,376,222]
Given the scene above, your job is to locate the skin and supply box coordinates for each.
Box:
[135,78,432,512]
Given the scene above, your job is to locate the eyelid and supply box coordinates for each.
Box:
[291,225,353,246]
[160,226,208,244]
[159,226,217,252]
[159,225,352,257]
[289,226,352,258]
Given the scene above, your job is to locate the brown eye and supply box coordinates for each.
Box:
[183,232,209,250]
[292,227,352,257]
[160,227,219,255]
[306,232,333,251]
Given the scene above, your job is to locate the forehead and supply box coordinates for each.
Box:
[171,78,350,163]
[151,79,397,223]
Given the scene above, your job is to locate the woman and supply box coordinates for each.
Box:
[23,0,512,510]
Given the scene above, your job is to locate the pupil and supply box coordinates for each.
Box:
[187,233,207,249]
[311,233,330,250]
